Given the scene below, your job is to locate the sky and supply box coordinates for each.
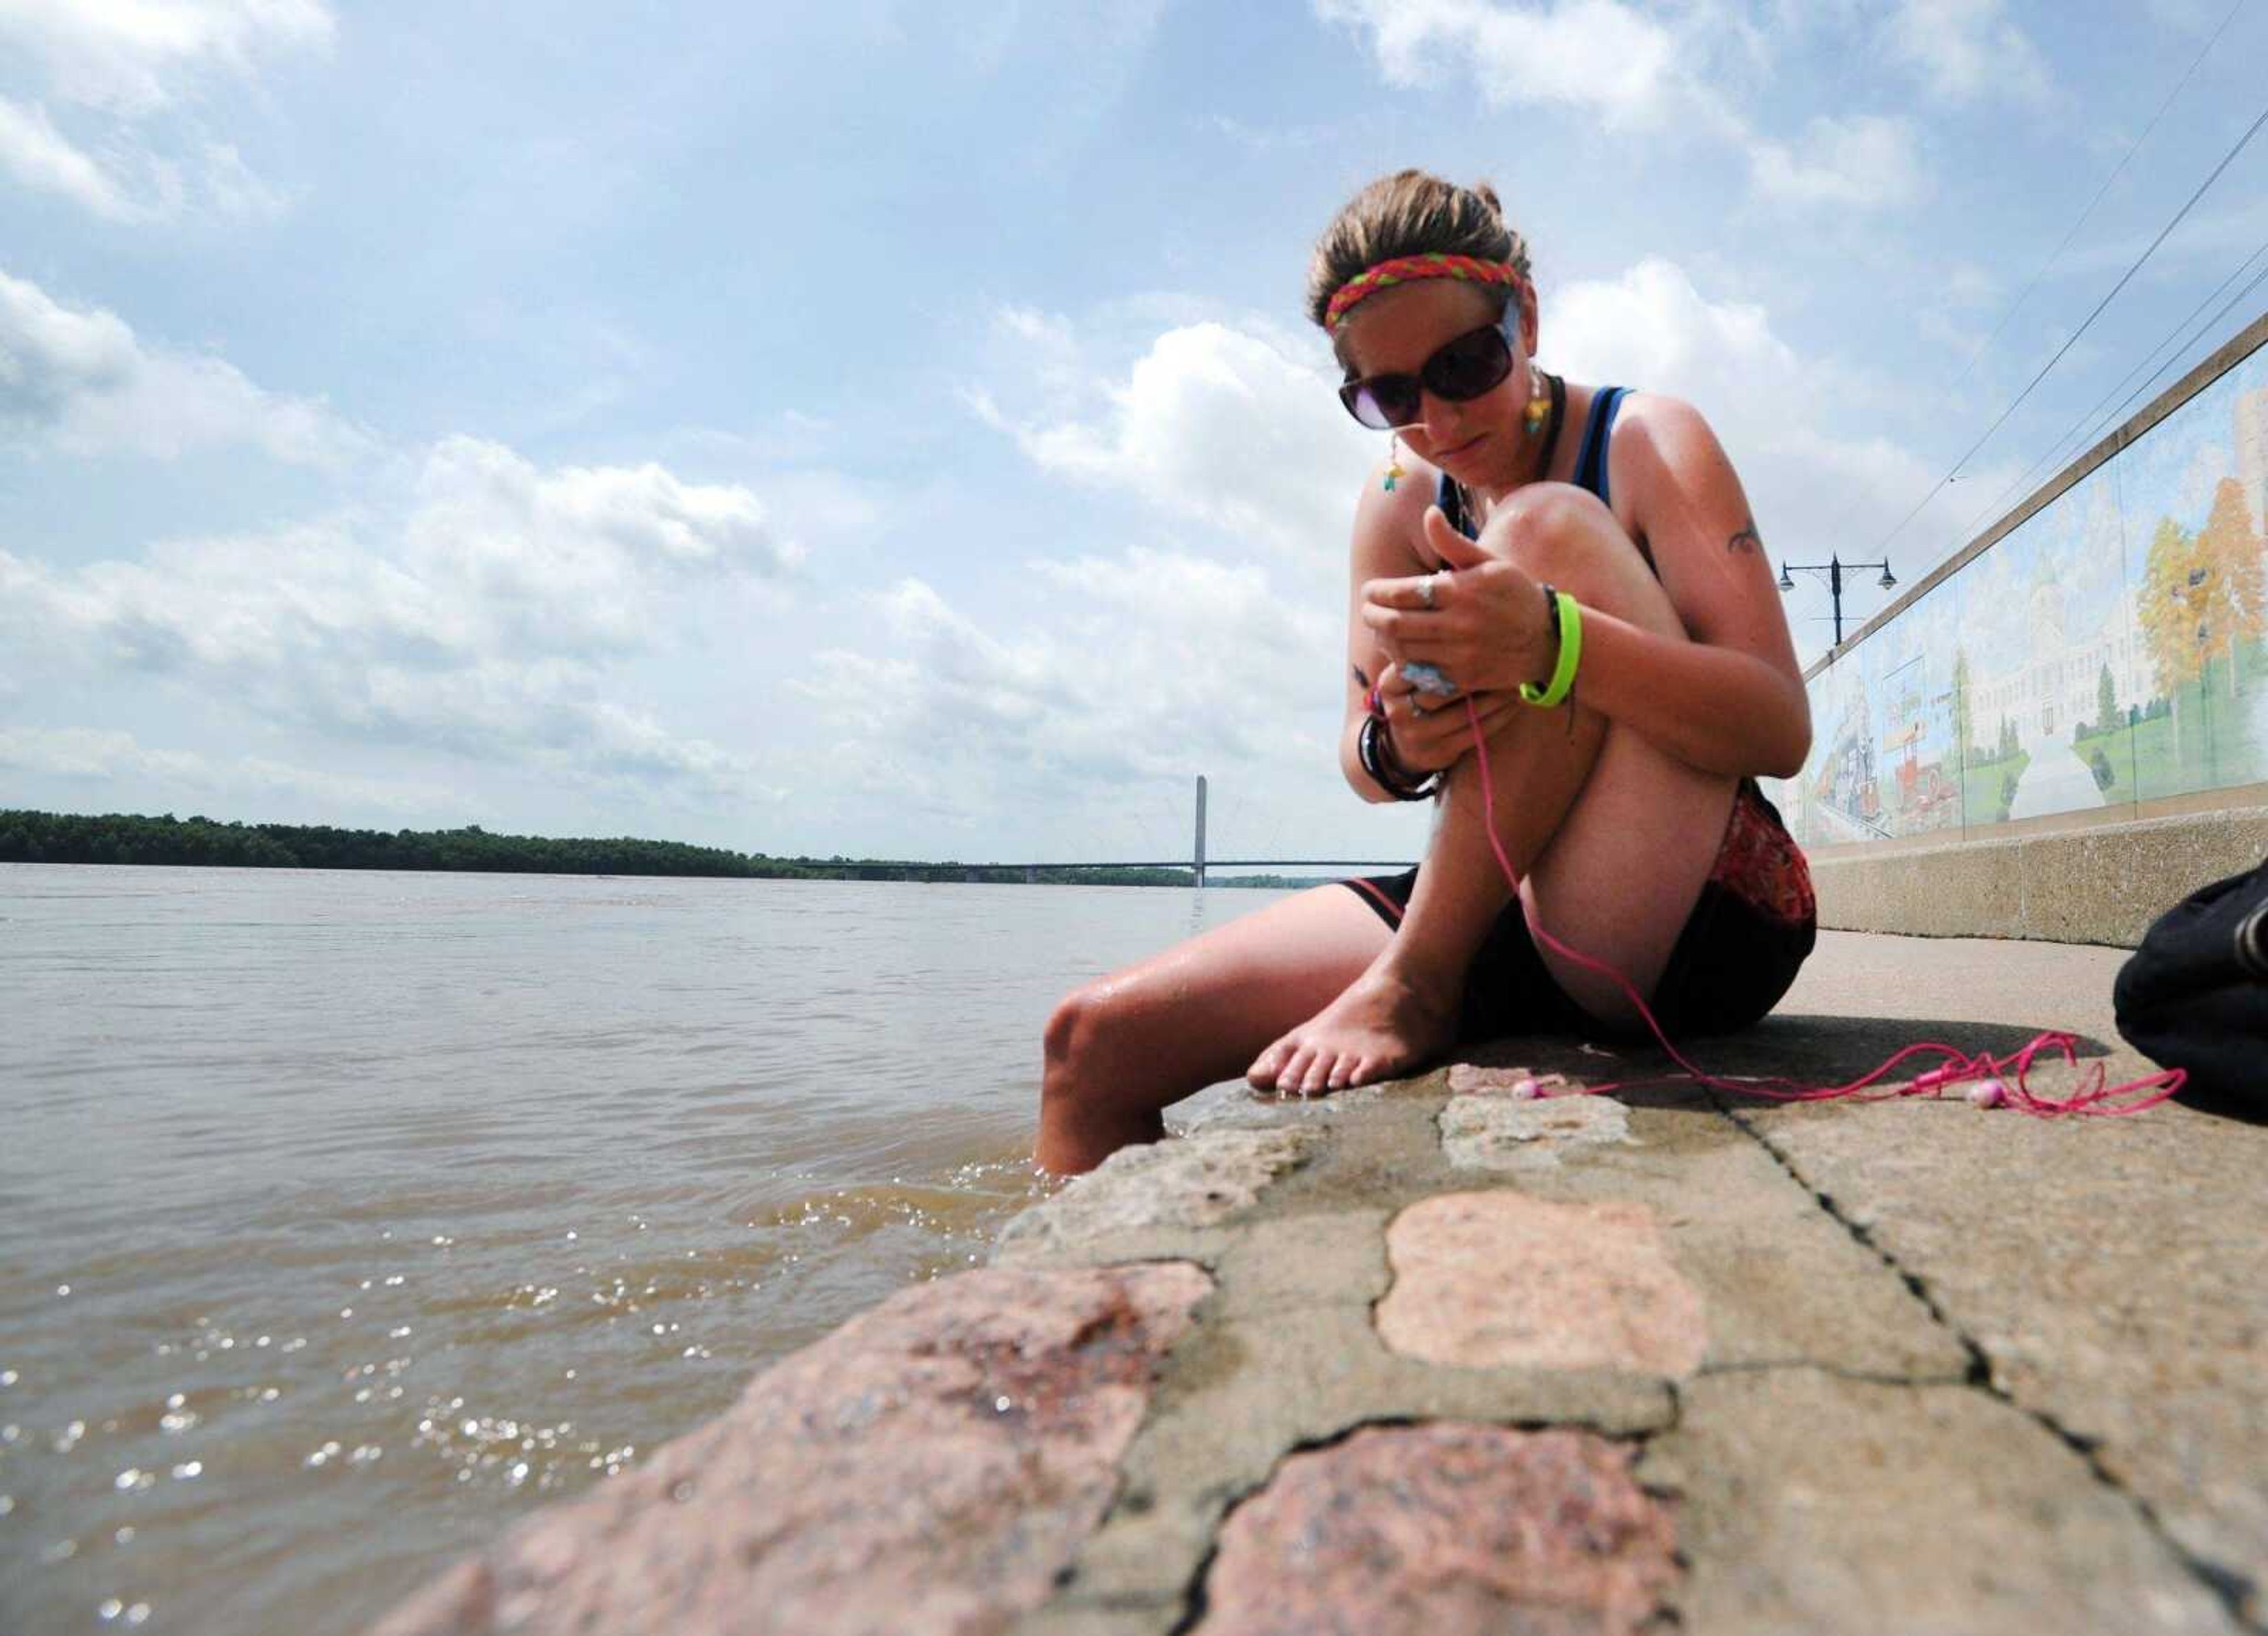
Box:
[4,0,2267,866]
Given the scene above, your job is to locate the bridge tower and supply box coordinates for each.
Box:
[1193,775,1207,888]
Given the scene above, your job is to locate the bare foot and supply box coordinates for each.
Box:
[1246,962,1460,1096]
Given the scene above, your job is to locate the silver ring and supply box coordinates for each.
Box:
[1417,575,1438,610]
[1410,697,1430,718]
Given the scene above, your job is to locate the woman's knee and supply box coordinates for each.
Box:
[1475,481,1602,565]
[1042,980,1131,1085]
[1478,483,1671,630]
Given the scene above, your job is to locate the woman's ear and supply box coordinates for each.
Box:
[1516,284,1540,357]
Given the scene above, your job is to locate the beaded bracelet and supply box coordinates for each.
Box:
[1358,713,1437,801]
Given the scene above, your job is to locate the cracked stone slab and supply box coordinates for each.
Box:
[1376,1189,1708,1375]
[1612,1110,1973,1381]
[1060,1301,1674,1608]
[1416,1089,1970,1381]
[1188,1423,1677,1636]
[1441,1087,1637,1171]
[995,1129,1320,1265]
[365,1262,1212,1636]
[1733,1097,2268,1605]
[1648,1370,2243,1636]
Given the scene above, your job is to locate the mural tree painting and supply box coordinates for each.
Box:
[2196,475,2265,695]
[2096,661,2119,736]
[2142,517,2205,696]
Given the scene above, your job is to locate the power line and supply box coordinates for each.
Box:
[1946,230,2268,549]
[1870,92,2268,565]
[1942,0,2250,398]
[2060,236,2268,455]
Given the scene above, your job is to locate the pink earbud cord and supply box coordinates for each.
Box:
[1459,696,2184,1116]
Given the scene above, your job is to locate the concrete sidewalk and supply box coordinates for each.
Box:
[370,930,2267,1636]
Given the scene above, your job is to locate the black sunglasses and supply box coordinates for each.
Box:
[1337,312,1519,431]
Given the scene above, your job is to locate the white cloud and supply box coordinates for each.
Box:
[0,724,462,816]
[797,548,1362,855]
[0,436,798,801]
[0,266,365,463]
[0,724,209,783]
[979,314,1376,568]
[1882,0,2051,105]
[861,304,1431,850]
[0,93,141,217]
[1748,115,1927,211]
[1544,258,2004,638]
[1311,0,1713,131]
[1315,0,1933,216]
[0,0,331,220]
[0,0,334,116]
[402,435,798,652]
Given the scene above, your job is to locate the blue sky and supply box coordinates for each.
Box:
[4,0,2266,863]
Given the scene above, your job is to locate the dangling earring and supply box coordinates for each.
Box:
[1382,434,1406,493]
[1523,366,1550,436]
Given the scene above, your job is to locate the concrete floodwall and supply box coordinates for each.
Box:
[1764,309,2268,943]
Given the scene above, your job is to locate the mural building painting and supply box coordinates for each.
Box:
[1770,334,2268,850]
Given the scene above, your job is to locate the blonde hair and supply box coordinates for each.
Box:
[1305,170,1532,332]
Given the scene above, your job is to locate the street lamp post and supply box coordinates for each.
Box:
[1777,553,1898,647]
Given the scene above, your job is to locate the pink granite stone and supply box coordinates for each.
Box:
[1376,1191,1706,1375]
[1191,1423,1677,1635]
[367,1262,1213,1636]
[1445,1064,1568,1096]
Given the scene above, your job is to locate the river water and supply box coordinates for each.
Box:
[0,865,1290,1635]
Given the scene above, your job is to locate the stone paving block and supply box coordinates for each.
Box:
[1443,1063,1573,1096]
[1179,1082,1388,1133]
[1735,1097,2268,1604]
[1440,1087,1637,1171]
[1210,1208,1389,1316]
[1009,1606,1177,1636]
[1188,1423,1677,1636]
[1648,1370,2241,1636]
[365,1263,1213,1636]
[1617,1115,1970,1380]
[1376,1189,1708,1375]
[995,1129,1319,1265]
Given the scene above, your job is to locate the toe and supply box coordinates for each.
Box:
[1246,1037,1291,1089]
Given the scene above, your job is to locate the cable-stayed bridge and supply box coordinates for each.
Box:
[962,777,1416,886]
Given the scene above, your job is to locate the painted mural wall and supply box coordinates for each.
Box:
[1770,338,2268,850]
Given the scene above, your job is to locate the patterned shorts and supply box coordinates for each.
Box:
[1341,780,1816,1042]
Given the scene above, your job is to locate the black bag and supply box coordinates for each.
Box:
[2113,858,2268,1108]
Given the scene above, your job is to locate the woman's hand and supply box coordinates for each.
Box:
[1371,661,1524,774]
[1361,506,1558,700]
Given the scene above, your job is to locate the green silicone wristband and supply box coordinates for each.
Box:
[1520,590,1582,708]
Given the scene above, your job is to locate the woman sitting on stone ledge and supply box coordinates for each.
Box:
[1035,169,1818,1176]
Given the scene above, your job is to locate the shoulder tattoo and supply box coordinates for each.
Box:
[1727,518,1762,555]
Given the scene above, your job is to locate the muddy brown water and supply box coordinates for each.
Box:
[0,865,1279,1635]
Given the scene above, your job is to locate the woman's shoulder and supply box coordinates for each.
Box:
[1605,390,1724,468]
[1350,448,1448,559]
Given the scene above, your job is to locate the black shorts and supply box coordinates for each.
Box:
[1341,783,1816,1044]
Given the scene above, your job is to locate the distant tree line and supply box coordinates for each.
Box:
[0,810,1209,887]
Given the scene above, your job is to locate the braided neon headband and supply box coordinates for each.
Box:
[1325,252,1529,332]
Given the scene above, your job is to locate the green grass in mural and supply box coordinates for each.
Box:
[1961,750,2029,826]
[2076,640,2266,801]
